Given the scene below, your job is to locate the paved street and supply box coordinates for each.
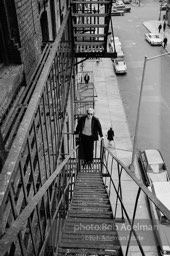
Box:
[112,0,170,170]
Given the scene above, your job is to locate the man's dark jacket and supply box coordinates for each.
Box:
[75,115,103,141]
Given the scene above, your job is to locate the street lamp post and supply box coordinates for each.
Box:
[129,52,170,172]
[159,2,162,21]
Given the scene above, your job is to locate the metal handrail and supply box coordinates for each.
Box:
[101,145,170,255]
[0,147,79,255]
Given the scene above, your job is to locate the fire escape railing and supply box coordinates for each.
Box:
[0,146,79,256]
[70,0,116,58]
[1,137,170,255]
[0,10,75,256]
[74,70,96,120]
[101,143,170,255]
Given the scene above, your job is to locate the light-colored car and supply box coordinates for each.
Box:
[110,44,125,59]
[111,7,124,15]
[149,182,170,256]
[115,45,124,58]
[161,2,167,10]
[116,0,125,7]
[109,36,122,47]
[123,0,132,3]
[113,58,127,74]
[145,33,163,45]
[138,149,170,187]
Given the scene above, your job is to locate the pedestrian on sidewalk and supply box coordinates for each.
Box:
[74,108,104,168]
[158,23,162,33]
[163,21,166,33]
[84,73,90,84]
[107,127,114,146]
[163,36,168,48]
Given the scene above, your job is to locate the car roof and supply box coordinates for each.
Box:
[115,57,124,61]
[149,33,160,36]
[144,149,164,164]
[152,182,170,211]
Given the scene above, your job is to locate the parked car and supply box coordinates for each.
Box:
[161,2,167,10]
[111,8,124,15]
[112,1,125,11]
[148,182,170,256]
[110,44,125,59]
[138,149,170,187]
[124,6,131,12]
[116,0,125,7]
[115,45,125,58]
[113,58,127,74]
[109,36,122,47]
[145,33,163,46]
[123,0,132,3]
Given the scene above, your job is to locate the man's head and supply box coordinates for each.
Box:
[86,108,94,119]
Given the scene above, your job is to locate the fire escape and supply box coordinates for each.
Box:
[71,0,116,119]
[2,1,170,256]
[70,0,116,58]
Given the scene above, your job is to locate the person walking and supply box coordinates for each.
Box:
[158,23,162,33]
[74,108,104,168]
[163,36,168,48]
[163,21,166,33]
[84,73,90,84]
[107,127,114,146]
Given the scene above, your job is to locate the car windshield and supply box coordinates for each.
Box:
[160,215,170,225]
[148,171,167,182]
[149,164,159,173]
[151,35,160,39]
[116,60,125,66]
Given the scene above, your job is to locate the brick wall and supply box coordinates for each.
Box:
[14,0,42,83]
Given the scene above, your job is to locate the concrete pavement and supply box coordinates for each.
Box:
[82,57,158,255]
[82,58,136,174]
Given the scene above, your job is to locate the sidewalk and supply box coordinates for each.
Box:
[143,20,170,52]
[83,58,138,174]
[82,58,158,255]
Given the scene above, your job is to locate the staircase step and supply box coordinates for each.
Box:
[68,212,113,218]
[69,206,111,212]
[58,158,122,255]
[71,202,110,207]
[62,231,117,238]
[74,192,106,195]
[72,198,108,202]
[65,218,116,224]
[74,194,108,201]
[59,242,119,250]
[58,248,119,255]
[62,228,117,234]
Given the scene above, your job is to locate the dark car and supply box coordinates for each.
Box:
[138,149,170,186]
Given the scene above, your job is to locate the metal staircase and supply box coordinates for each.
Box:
[58,162,123,256]
[70,0,116,58]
